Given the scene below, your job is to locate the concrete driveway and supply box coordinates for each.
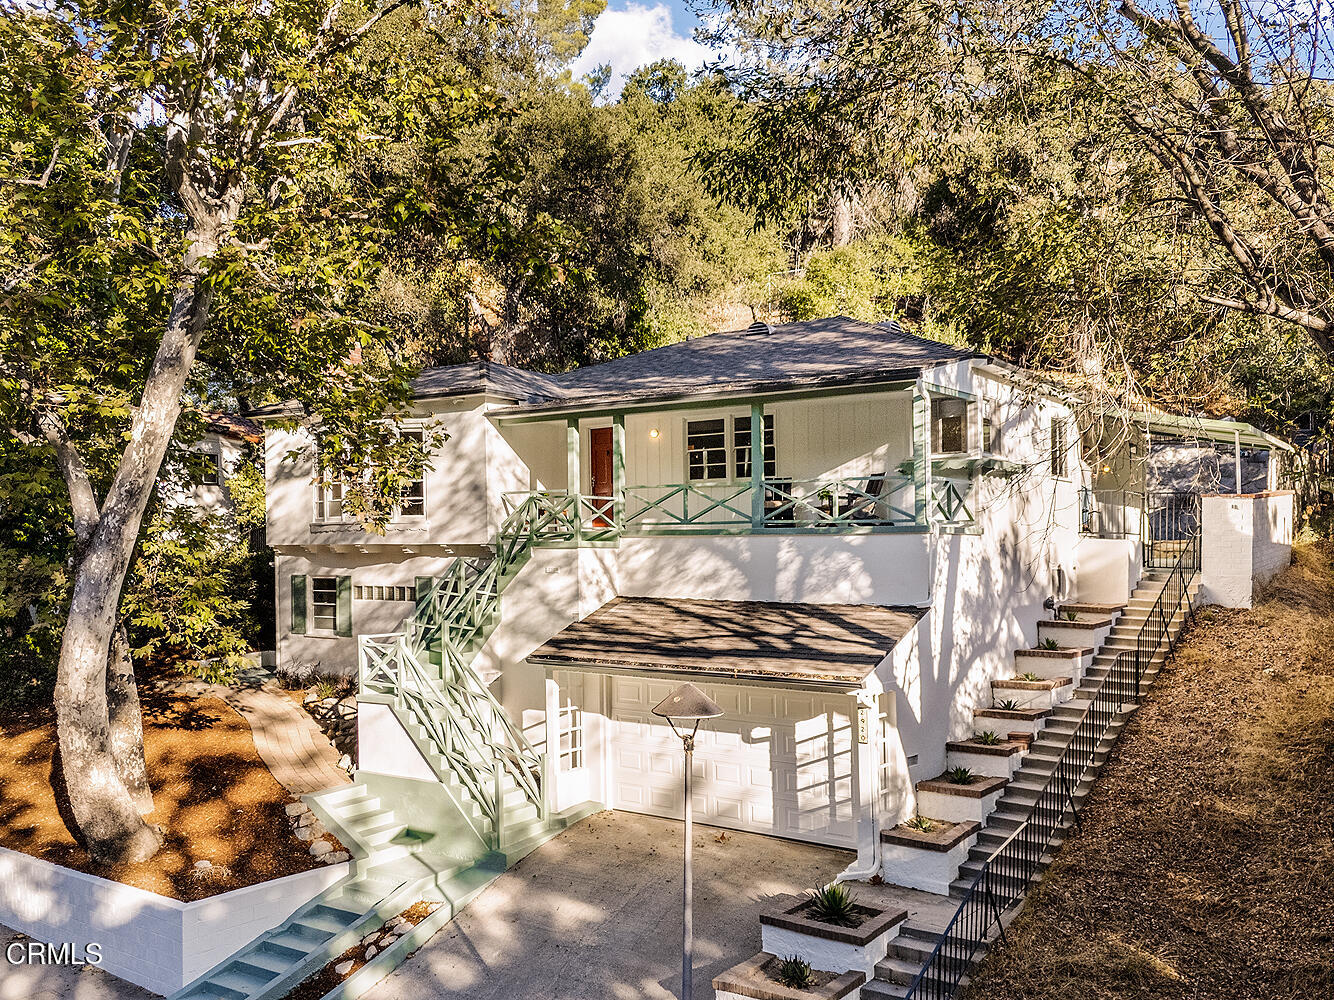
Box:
[362,810,854,1000]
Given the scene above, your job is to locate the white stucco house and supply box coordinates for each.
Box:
[247,316,1284,869]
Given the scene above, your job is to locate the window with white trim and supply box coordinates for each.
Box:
[190,451,221,486]
[557,689,584,771]
[686,418,728,480]
[311,577,339,631]
[1050,419,1069,478]
[931,397,970,454]
[733,414,776,479]
[398,429,426,517]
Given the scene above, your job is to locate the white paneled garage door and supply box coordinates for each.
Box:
[609,676,857,848]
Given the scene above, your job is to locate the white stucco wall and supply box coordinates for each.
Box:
[0,847,349,995]
[1200,492,1294,608]
[1073,536,1141,605]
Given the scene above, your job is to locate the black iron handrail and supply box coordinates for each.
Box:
[903,532,1201,999]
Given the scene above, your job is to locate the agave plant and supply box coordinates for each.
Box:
[1020,671,1042,682]
[775,956,815,989]
[1038,637,1061,650]
[997,698,1021,711]
[805,883,860,927]
[1062,609,1080,621]
[905,814,935,832]
[976,730,1003,745]
[946,766,975,784]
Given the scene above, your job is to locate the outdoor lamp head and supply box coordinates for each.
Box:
[651,682,723,723]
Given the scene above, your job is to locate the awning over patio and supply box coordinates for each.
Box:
[527,597,925,686]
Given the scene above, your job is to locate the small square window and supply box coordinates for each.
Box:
[932,398,969,454]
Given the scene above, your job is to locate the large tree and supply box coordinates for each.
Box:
[701,0,1334,361]
[0,1,506,862]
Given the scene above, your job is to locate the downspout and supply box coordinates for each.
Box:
[837,687,884,883]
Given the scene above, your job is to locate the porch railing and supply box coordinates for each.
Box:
[902,533,1201,1000]
[1079,488,1144,539]
[502,473,964,534]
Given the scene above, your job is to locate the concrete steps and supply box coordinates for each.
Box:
[867,567,1198,994]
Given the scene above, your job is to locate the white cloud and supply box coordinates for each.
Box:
[569,3,713,99]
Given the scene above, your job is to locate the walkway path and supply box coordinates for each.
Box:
[161,671,351,797]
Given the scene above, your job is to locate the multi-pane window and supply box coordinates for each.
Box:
[1050,419,1069,478]
[558,691,584,771]
[733,414,777,480]
[931,397,970,454]
[398,430,426,517]
[190,451,221,486]
[353,585,413,602]
[311,577,339,631]
[686,418,729,480]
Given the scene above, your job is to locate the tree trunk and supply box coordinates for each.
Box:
[107,625,154,814]
[54,204,229,863]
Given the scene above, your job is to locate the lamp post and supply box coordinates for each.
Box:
[652,682,724,1000]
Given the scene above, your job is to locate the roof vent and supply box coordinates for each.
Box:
[746,320,775,336]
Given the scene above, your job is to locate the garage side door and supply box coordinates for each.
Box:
[609,677,856,848]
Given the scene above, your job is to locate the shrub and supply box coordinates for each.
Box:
[275,660,320,689]
[946,766,975,784]
[805,883,860,927]
[775,955,815,989]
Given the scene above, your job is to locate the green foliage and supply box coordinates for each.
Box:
[1062,610,1080,622]
[905,814,936,832]
[774,955,815,990]
[224,458,268,530]
[1039,638,1061,650]
[805,883,860,927]
[946,766,975,784]
[976,730,1003,745]
[121,505,258,682]
[997,699,1021,711]
[1019,671,1043,682]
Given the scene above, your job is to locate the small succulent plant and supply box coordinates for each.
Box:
[905,814,935,832]
[805,883,861,927]
[775,956,815,989]
[946,766,975,784]
[1062,609,1080,621]
[1038,637,1061,650]
[1020,671,1043,682]
[976,730,1003,745]
[997,698,1021,711]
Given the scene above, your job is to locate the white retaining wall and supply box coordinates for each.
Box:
[1200,492,1294,608]
[0,846,350,995]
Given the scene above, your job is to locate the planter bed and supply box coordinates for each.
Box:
[0,689,351,993]
[880,819,979,895]
[973,704,1050,737]
[1013,646,1087,684]
[759,893,908,978]
[1036,616,1114,650]
[944,737,1026,777]
[1056,602,1124,622]
[991,675,1073,711]
[915,773,1008,824]
[714,951,866,1000]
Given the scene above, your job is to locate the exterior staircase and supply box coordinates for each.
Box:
[864,566,1200,999]
[168,497,591,1000]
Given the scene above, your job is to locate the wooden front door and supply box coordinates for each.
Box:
[589,427,614,524]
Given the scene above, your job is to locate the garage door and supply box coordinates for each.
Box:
[609,677,857,848]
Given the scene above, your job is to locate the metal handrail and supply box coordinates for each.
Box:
[903,532,1200,999]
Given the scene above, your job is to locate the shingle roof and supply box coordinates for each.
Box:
[410,361,566,403]
[528,596,926,685]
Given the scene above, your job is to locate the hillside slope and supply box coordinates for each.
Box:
[963,544,1334,1000]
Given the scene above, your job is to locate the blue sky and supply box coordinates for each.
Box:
[570,1,718,98]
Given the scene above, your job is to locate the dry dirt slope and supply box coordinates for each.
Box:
[963,544,1334,1000]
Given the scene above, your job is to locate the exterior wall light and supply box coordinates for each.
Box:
[649,428,660,439]
[652,682,724,1000]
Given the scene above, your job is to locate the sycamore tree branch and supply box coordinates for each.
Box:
[1,141,61,187]
[35,409,102,547]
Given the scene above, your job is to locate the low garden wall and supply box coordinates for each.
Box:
[0,845,350,995]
